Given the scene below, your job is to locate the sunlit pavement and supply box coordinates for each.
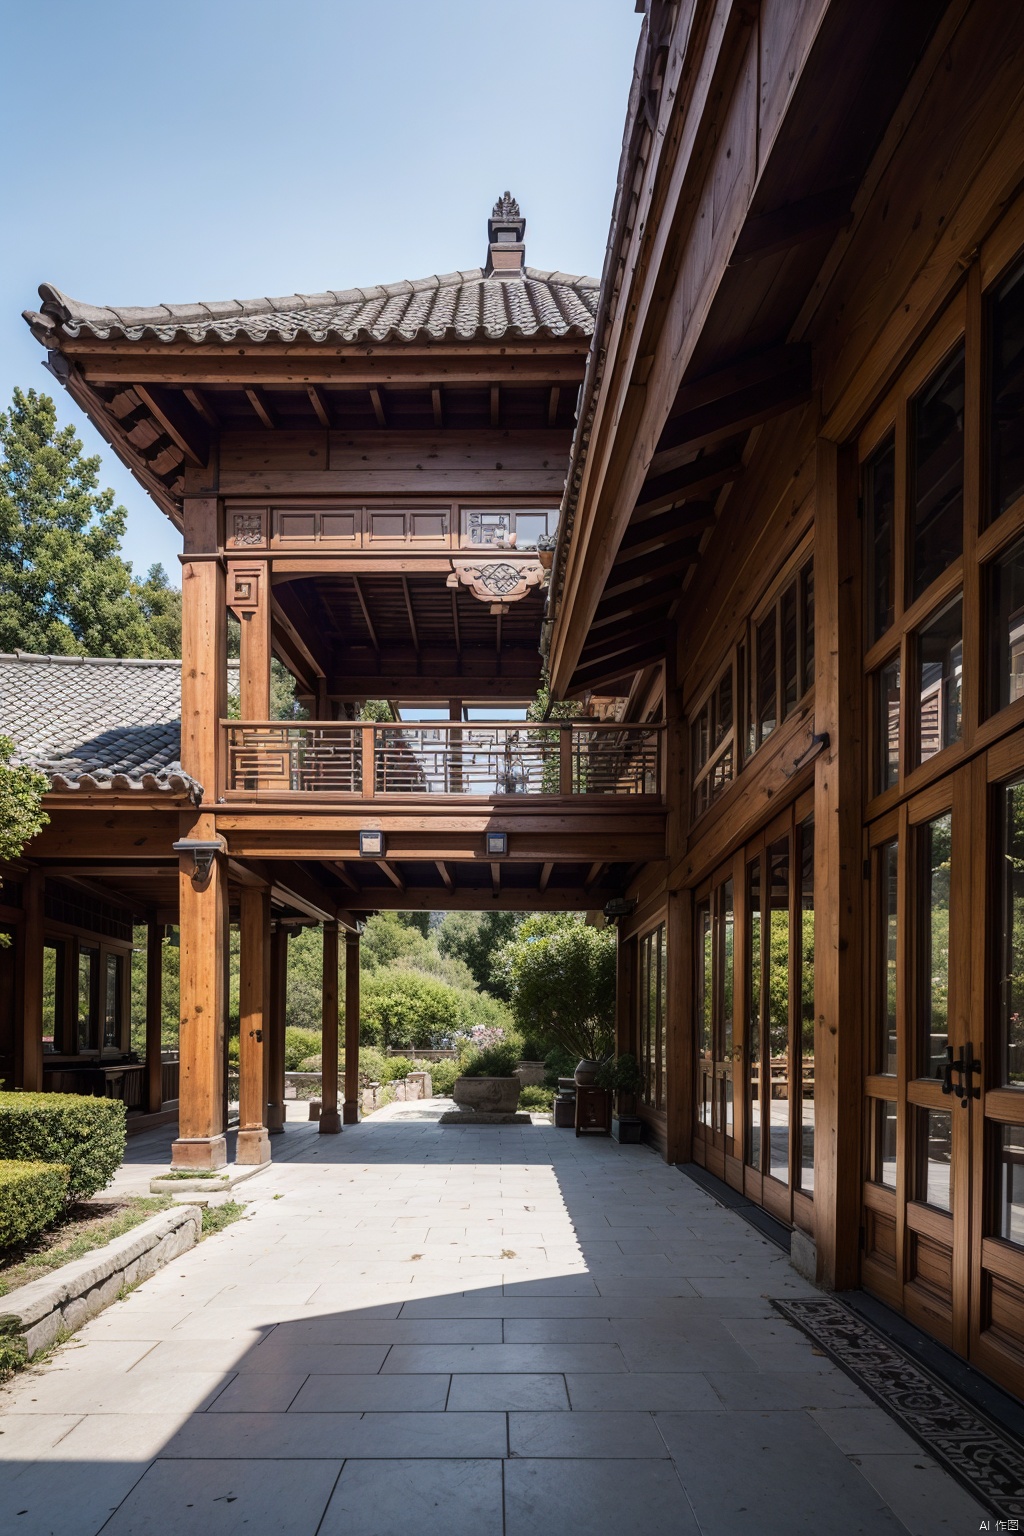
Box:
[0,1104,986,1535]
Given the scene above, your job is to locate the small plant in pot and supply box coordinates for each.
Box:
[595,1053,645,1143]
[452,1041,523,1115]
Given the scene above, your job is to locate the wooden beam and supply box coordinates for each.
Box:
[585,862,604,888]
[590,583,683,631]
[270,595,325,683]
[650,346,812,473]
[306,385,332,428]
[431,386,443,428]
[538,861,553,893]
[401,576,420,653]
[244,386,277,429]
[183,387,219,427]
[615,523,707,566]
[435,860,454,891]
[490,862,501,897]
[729,183,855,266]
[601,552,695,604]
[633,445,743,520]
[331,861,360,891]
[369,386,387,427]
[377,859,405,891]
[334,886,593,911]
[352,576,380,652]
[134,385,209,468]
[547,385,561,428]
[490,385,500,428]
[451,591,462,655]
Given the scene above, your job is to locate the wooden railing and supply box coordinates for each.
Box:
[222,721,663,799]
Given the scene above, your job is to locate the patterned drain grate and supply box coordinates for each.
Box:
[771,1296,1024,1520]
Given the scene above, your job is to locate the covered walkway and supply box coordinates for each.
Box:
[0,1111,986,1535]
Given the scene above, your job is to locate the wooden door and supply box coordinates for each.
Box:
[694,873,737,1178]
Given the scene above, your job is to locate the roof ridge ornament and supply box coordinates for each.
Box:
[486,192,526,276]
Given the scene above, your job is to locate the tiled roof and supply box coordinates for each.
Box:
[0,653,198,800]
[24,268,600,348]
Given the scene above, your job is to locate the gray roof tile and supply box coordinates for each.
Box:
[25,267,599,348]
[0,653,199,800]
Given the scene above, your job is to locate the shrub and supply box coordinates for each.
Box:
[429,1059,460,1097]
[518,1085,555,1111]
[595,1053,644,1094]
[361,969,474,1049]
[379,1055,417,1083]
[0,1093,126,1201]
[357,1046,389,1085]
[0,1161,69,1249]
[458,1041,522,1078]
[284,1027,321,1071]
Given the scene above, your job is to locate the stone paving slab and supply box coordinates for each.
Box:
[0,1102,989,1535]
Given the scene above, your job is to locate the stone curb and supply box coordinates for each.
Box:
[0,1204,202,1359]
[149,1161,271,1195]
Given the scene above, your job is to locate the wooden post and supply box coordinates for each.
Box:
[361,724,376,798]
[180,555,226,803]
[172,846,227,1170]
[145,921,164,1114]
[19,869,44,1092]
[664,886,693,1164]
[238,572,271,721]
[237,887,271,1165]
[559,724,573,796]
[343,929,361,1124]
[320,921,341,1134]
[266,922,288,1134]
[812,437,864,1290]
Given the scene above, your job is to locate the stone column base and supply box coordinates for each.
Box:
[171,1133,227,1170]
[236,1128,272,1166]
[318,1108,342,1134]
[342,1101,359,1125]
[266,1103,285,1135]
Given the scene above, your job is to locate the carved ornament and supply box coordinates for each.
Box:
[447,558,548,613]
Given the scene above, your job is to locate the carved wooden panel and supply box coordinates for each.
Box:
[227,562,263,613]
[228,510,267,548]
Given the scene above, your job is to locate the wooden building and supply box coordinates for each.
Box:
[8,0,1024,1397]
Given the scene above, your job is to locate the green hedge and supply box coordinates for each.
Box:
[0,1094,126,1201]
[0,1161,69,1250]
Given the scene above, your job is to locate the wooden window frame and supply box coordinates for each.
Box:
[747,535,815,760]
[688,651,740,823]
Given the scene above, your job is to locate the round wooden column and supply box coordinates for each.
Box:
[236,886,272,1165]
[343,930,361,1124]
[171,848,228,1171]
[266,923,288,1134]
[319,921,342,1134]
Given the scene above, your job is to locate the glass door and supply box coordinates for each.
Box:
[694,874,737,1179]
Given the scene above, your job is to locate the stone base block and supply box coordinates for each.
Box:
[318,1108,342,1134]
[790,1226,818,1283]
[342,1101,360,1124]
[438,1110,533,1125]
[267,1102,285,1134]
[235,1128,271,1166]
[170,1133,227,1171]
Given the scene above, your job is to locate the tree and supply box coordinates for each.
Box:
[0,735,49,944]
[360,969,474,1049]
[135,564,181,656]
[437,911,521,998]
[497,914,616,1061]
[0,388,176,657]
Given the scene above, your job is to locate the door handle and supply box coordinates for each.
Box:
[939,1045,959,1097]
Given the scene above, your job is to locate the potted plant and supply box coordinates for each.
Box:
[451,1041,523,1115]
[596,1053,645,1143]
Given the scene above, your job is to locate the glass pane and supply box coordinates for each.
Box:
[865,434,896,642]
[42,942,60,1055]
[988,534,1024,715]
[722,881,734,1140]
[997,1125,1024,1246]
[801,565,815,696]
[989,259,1024,525]
[697,904,712,1125]
[878,656,901,792]
[916,597,962,766]
[880,841,899,1075]
[756,612,777,747]
[513,512,551,548]
[104,954,120,1049]
[747,859,762,1171]
[716,670,733,742]
[998,779,1024,1086]
[657,926,667,1112]
[78,945,98,1052]
[873,1100,898,1189]
[919,813,952,1080]
[915,1106,952,1211]
[768,838,791,1184]
[799,818,815,1193]
[910,346,965,601]
[781,583,798,717]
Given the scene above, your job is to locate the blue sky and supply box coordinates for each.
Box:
[1,0,640,585]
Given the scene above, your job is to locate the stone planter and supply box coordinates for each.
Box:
[452,1076,522,1113]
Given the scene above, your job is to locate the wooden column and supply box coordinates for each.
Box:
[19,869,44,1092]
[237,886,271,1165]
[172,848,228,1170]
[180,554,226,803]
[145,921,164,1114]
[812,437,864,1290]
[320,921,342,1134]
[614,927,634,1059]
[237,566,271,721]
[664,886,693,1165]
[266,922,288,1134]
[343,929,361,1124]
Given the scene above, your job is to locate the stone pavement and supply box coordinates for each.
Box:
[0,1103,987,1536]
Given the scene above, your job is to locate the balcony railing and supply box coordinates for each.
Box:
[222,720,663,799]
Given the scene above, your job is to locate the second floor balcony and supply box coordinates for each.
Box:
[220,720,663,802]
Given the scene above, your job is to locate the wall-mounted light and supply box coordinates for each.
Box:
[603,896,637,922]
[172,839,221,884]
[359,830,385,858]
[486,832,508,857]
